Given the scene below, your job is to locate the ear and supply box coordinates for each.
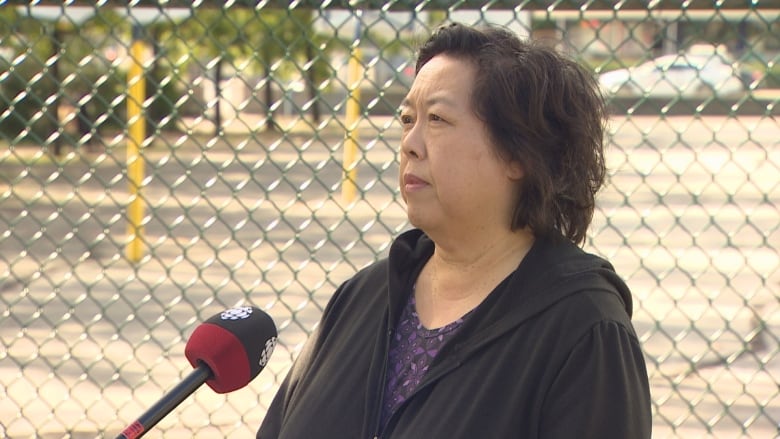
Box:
[506,160,524,181]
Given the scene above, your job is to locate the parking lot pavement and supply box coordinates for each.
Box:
[2,112,779,437]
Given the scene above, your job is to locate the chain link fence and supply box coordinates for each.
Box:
[1,2,778,437]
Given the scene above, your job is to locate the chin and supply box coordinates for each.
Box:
[405,211,423,229]
[405,211,435,233]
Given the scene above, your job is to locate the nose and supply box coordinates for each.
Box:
[400,122,425,160]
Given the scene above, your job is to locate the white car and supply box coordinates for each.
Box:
[599,54,745,98]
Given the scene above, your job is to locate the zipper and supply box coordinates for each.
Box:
[369,326,393,439]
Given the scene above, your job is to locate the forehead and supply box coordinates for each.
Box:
[404,55,477,107]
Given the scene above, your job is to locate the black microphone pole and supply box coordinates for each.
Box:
[116,362,212,439]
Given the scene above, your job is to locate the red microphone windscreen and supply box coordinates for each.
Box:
[184,306,277,394]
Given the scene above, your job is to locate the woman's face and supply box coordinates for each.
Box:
[398,54,523,237]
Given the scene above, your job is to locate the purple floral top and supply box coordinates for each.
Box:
[380,294,472,429]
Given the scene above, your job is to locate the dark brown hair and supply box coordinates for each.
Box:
[415,23,607,246]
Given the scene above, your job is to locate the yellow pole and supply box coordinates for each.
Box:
[126,27,147,263]
[342,46,362,203]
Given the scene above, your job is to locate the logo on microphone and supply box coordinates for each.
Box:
[259,336,277,367]
[220,306,253,321]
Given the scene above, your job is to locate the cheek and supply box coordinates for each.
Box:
[398,156,408,200]
[445,151,509,196]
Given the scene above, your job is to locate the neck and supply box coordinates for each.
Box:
[414,228,534,328]
[430,228,534,293]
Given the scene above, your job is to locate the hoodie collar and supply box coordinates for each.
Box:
[386,229,632,339]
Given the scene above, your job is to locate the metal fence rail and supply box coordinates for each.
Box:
[1,2,778,437]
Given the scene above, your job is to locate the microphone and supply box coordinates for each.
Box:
[116,306,277,439]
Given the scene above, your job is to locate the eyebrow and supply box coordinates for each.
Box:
[400,94,459,110]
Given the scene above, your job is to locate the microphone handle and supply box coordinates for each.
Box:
[116,363,212,439]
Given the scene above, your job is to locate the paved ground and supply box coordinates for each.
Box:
[1,112,779,438]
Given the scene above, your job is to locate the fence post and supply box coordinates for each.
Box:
[342,19,362,203]
[126,24,147,263]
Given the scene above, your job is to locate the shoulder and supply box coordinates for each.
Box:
[521,234,635,318]
[553,285,637,338]
[525,234,617,281]
[326,258,390,315]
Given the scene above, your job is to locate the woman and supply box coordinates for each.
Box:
[258,23,652,438]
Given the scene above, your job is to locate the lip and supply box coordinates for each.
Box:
[403,173,429,192]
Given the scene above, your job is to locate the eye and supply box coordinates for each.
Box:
[429,113,445,123]
[399,114,414,125]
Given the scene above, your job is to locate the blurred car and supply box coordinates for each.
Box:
[599,54,745,99]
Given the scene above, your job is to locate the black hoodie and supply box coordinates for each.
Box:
[258,229,652,438]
